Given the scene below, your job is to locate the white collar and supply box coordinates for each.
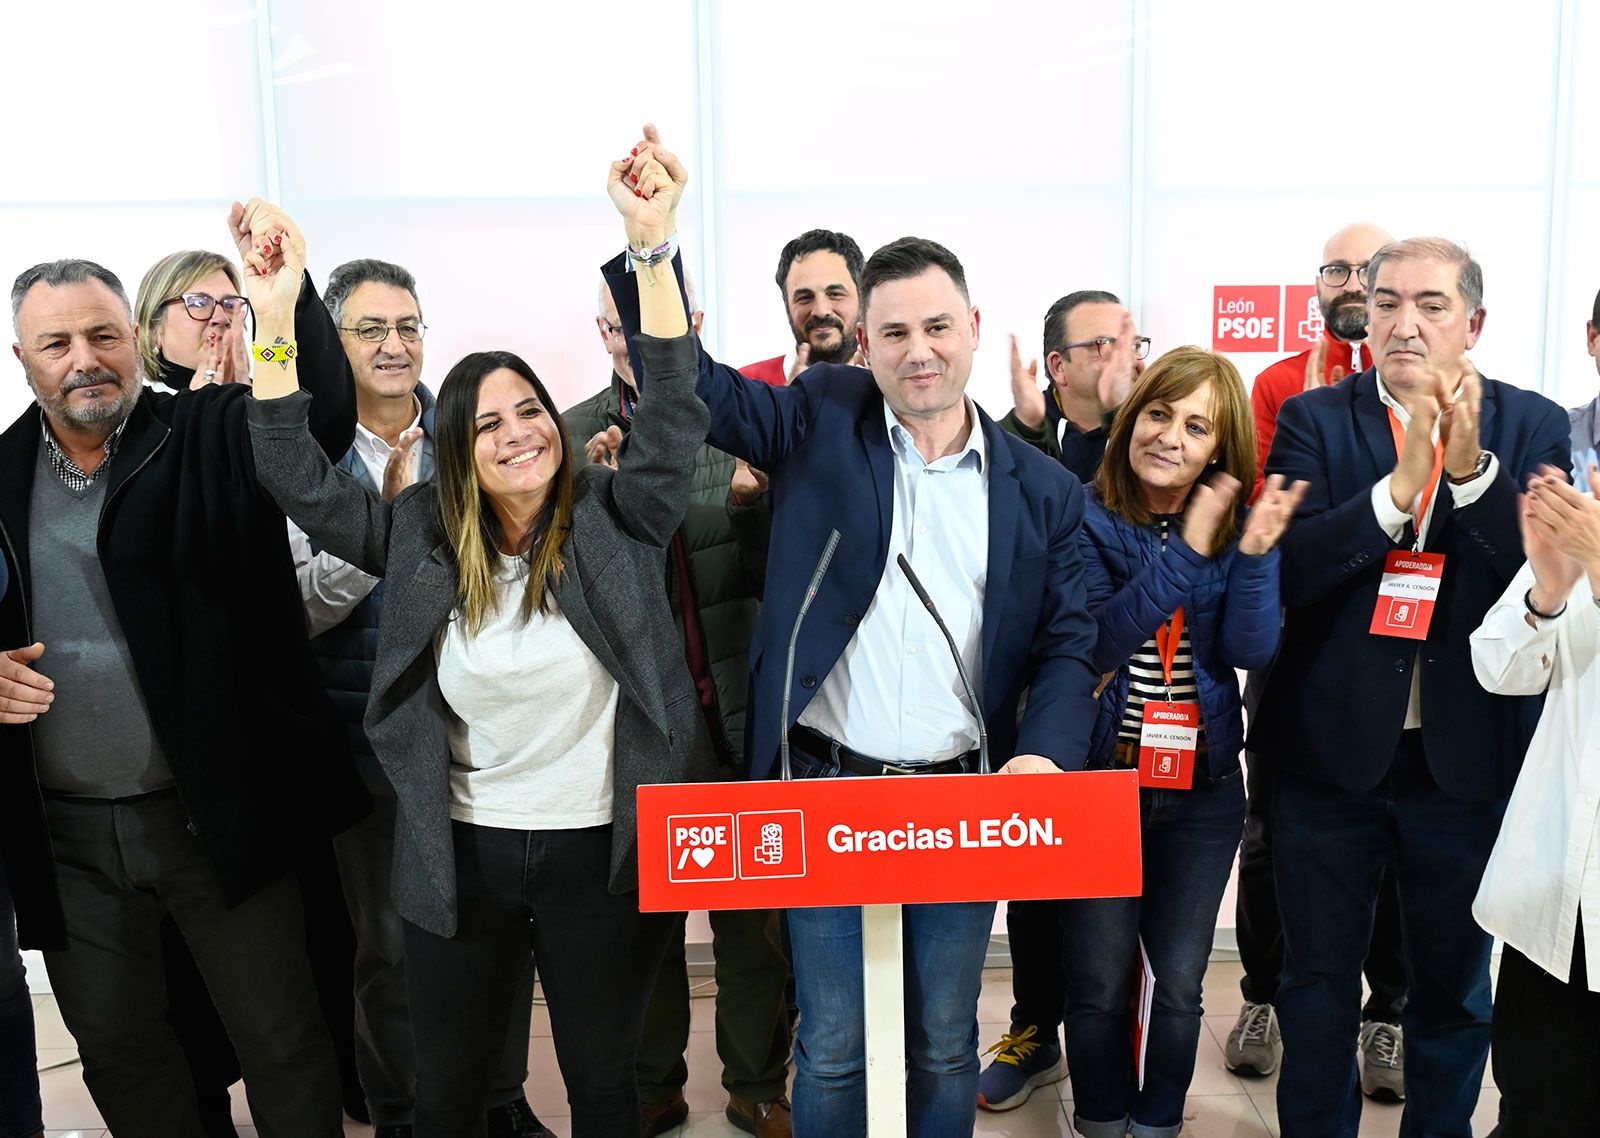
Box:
[354,393,423,456]
[883,396,987,471]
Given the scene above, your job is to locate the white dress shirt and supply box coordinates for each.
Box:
[798,399,989,764]
[1367,373,1499,729]
[290,397,425,636]
[1470,563,1600,990]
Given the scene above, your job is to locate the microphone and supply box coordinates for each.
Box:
[778,529,842,782]
[897,554,990,774]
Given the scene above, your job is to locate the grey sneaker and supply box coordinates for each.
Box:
[1359,1020,1405,1102]
[1224,1001,1281,1076]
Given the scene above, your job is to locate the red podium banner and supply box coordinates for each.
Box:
[637,770,1143,912]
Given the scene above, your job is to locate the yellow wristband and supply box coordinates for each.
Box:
[252,341,298,363]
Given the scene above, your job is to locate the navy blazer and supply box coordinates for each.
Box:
[604,255,1100,780]
[1249,369,1570,801]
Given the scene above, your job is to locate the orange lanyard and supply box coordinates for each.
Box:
[1154,606,1186,699]
[1385,407,1445,543]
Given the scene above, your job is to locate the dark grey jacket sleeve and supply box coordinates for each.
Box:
[599,333,711,548]
[247,389,394,577]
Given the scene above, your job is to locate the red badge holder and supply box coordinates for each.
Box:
[1137,608,1199,790]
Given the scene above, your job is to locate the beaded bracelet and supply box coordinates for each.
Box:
[252,341,298,363]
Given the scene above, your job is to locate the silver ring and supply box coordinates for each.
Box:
[204,369,218,379]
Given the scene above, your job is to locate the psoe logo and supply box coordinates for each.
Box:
[667,813,736,883]
[1152,749,1181,781]
[1386,600,1416,629]
[736,810,806,880]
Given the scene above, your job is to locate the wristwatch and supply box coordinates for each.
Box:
[1448,449,1492,485]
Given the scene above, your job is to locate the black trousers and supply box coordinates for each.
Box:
[41,790,343,1138]
[1493,918,1600,1137]
[1236,670,1406,1020]
[404,821,674,1138]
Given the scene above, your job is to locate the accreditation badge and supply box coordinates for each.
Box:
[1138,701,1200,790]
[1369,550,1446,640]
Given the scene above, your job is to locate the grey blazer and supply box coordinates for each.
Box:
[247,334,715,937]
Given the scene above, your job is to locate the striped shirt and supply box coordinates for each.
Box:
[1118,518,1201,742]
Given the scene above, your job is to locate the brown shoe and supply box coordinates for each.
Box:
[640,1088,689,1137]
[725,1095,792,1138]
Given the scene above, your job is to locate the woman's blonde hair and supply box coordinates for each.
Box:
[1096,345,1257,549]
[433,350,575,633]
[133,250,241,383]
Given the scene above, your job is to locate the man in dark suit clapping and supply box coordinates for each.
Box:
[1251,237,1572,1138]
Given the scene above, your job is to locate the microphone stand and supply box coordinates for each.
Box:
[778,529,841,781]
[896,554,990,774]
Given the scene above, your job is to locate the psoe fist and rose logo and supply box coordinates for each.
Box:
[666,810,808,884]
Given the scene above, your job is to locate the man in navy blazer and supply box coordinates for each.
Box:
[1250,237,1571,1138]
[606,137,1098,1138]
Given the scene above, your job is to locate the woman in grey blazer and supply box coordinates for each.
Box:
[241,155,713,1138]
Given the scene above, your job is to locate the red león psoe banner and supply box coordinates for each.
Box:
[637,770,1142,912]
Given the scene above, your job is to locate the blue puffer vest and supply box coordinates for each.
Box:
[310,386,437,785]
[1080,486,1282,778]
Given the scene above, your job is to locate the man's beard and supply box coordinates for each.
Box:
[29,367,139,429]
[1321,292,1369,342]
[793,315,856,366]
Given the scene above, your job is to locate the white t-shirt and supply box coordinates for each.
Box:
[435,555,620,830]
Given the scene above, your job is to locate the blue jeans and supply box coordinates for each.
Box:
[788,901,995,1138]
[0,858,43,1138]
[1059,771,1245,1138]
[1271,733,1503,1138]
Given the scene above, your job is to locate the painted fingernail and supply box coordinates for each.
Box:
[629,173,638,183]
[634,188,642,197]
[631,147,638,156]
[272,233,282,245]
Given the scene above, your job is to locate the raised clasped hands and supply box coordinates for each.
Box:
[229,198,305,327]
[608,123,688,249]
[1239,474,1310,556]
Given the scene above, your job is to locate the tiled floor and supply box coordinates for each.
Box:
[31,959,1502,1137]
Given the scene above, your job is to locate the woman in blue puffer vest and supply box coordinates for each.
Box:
[1062,347,1307,1138]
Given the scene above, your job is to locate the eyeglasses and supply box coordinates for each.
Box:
[1062,336,1152,361]
[600,320,624,338]
[165,292,251,321]
[1318,262,1370,287]
[340,321,427,343]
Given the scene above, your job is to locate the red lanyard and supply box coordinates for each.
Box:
[1154,606,1185,699]
[1385,407,1446,544]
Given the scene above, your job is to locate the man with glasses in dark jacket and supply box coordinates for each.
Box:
[568,278,792,1138]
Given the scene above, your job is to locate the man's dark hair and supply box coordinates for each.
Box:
[774,229,865,297]
[1043,290,1122,362]
[859,237,969,316]
[11,259,130,336]
[324,258,422,326]
[1591,285,1599,328]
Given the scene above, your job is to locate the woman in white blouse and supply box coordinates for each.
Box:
[1469,462,1600,1137]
